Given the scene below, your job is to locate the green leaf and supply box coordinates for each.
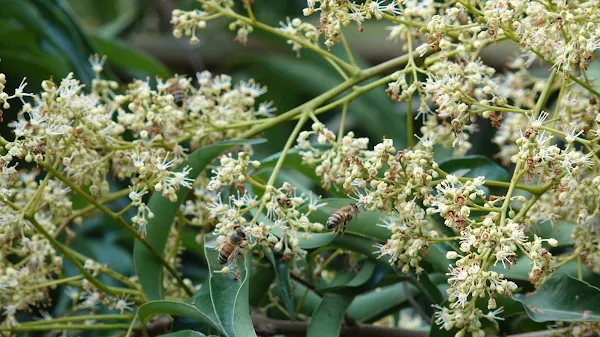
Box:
[87,240,133,277]
[158,331,207,337]
[264,250,295,318]
[186,282,221,330]
[347,282,418,322]
[29,0,100,84]
[134,139,265,301]
[269,225,337,250]
[530,221,575,247]
[425,244,452,274]
[258,147,347,198]
[317,260,377,292]
[438,155,510,195]
[490,256,595,282]
[246,55,406,148]
[260,147,327,184]
[305,198,391,241]
[410,272,444,305]
[251,167,314,198]
[90,34,172,79]
[513,275,600,322]
[180,228,206,257]
[204,237,257,337]
[292,281,323,317]
[588,51,600,94]
[306,293,355,337]
[137,300,221,332]
[248,259,275,306]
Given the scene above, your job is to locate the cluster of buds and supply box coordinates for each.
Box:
[302,0,402,46]
[276,17,319,56]
[296,122,369,190]
[171,9,209,45]
[374,200,436,273]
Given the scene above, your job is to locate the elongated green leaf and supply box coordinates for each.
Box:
[306,293,355,337]
[490,255,595,282]
[425,244,452,274]
[438,155,510,196]
[292,281,323,317]
[246,55,406,148]
[514,275,600,322]
[264,250,295,318]
[438,155,510,181]
[248,259,275,306]
[588,51,600,93]
[90,35,171,79]
[260,147,328,183]
[134,139,265,300]
[328,234,445,304]
[31,0,98,84]
[251,167,313,198]
[348,282,418,322]
[530,221,575,247]
[205,238,256,337]
[269,225,336,250]
[159,331,207,337]
[186,282,221,330]
[317,260,377,292]
[137,300,221,332]
[305,198,391,241]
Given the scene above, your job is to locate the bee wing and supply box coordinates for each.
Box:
[227,246,241,264]
[204,238,218,249]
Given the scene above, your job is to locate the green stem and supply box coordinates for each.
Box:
[206,3,356,75]
[314,249,343,276]
[339,31,356,67]
[239,53,414,139]
[429,236,460,244]
[532,69,558,117]
[500,160,524,228]
[434,168,542,195]
[124,314,138,337]
[24,275,83,290]
[337,102,349,144]
[251,112,310,223]
[577,255,583,280]
[39,162,193,297]
[63,244,144,297]
[242,0,256,22]
[20,315,134,326]
[24,214,117,297]
[512,194,540,223]
[56,188,131,236]
[2,324,132,332]
[551,253,577,270]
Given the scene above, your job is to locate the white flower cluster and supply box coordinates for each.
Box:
[297,122,369,190]
[0,63,271,323]
[426,175,486,230]
[171,9,210,45]
[276,17,319,56]
[208,151,260,191]
[302,0,402,47]
[207,182,325,263]
[374,200,436,273]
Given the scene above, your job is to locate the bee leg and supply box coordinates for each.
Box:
[341,219,347,237]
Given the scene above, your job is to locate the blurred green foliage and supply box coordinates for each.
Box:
[3,1,600,337]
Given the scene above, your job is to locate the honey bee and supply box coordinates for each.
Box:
[277,197,292,208]
[327,203,360,237]
[166,78,186,107]
[206,227,247,265]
